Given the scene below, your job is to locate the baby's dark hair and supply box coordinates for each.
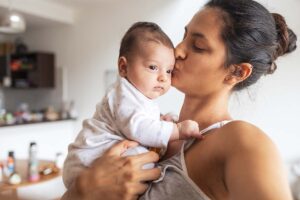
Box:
[119,22,174,59]
[205,0,297,91]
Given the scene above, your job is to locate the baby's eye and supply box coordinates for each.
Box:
[166,69,172,74]
[149,65,158,71]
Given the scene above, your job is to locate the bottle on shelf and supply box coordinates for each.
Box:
[7,151,15,176]
[28,142,40,182]
[55,152,64,169]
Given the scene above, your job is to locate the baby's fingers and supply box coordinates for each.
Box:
[193,132,205,139]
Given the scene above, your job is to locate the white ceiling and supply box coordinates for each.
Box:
[0,0,78,28]
[0,0,122,28]
[45,0,114,9]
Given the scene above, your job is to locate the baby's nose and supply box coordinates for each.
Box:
[158,73,167,82]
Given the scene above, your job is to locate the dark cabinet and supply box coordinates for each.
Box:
[0,52,55,88]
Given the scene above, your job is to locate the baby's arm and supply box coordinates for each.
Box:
[160,112,179,122]
[115,80,200,148]
[117,110,201,148]
[169,120,201,141]
[161,113,201,141]
[160,120,201,159]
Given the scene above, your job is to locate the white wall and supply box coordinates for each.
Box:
[229,0,300,162]
[0,120,75,160]
[22,0,202,128]
[21,0,300,165]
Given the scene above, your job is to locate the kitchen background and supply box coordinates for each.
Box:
[0,0,300,199]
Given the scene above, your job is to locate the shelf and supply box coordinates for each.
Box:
[0,118,76,128]
[0,52,55,88]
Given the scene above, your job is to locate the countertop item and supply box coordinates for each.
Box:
[0,159,61,191]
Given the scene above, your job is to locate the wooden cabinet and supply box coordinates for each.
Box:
[0,52,55,88]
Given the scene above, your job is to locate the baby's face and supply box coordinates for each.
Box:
[126,42,175,99]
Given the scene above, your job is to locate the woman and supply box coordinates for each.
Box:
[62,0,297,199]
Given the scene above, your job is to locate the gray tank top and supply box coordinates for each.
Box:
[139,120,231,200]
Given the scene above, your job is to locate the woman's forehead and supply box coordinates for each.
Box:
[187,7,224,43]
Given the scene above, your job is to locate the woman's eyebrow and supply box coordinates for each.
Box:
[192,32,207,41]
[185,26,208,41]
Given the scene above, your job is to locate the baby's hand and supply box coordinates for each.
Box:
[177,120,201,140]
[161,112,179,122]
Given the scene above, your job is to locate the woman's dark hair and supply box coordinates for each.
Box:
[205,0,297,90]
[119,22,174,60]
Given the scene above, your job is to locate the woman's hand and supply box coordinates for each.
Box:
[76,140,161,200]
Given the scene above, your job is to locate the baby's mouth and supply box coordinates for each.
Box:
[154,86,164,91]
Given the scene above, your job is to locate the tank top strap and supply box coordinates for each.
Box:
[200,120,232,135]
[184,120,233,151]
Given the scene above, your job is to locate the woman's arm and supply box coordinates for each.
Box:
[62,140,161,200]
[222,121,293,200]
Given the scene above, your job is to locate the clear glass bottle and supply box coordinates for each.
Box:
[28,142,40,182]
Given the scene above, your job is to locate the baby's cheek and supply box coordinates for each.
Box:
[164,86,171,95]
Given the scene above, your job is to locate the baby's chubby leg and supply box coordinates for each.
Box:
[122,145,155,169]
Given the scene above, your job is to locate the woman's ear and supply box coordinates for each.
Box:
[224,63,253,85]
[118,56,128,77]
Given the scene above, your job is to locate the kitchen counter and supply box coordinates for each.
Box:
[0,119,77,160]
[0,118,76,128]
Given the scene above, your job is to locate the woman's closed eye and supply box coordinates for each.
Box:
[193,45,206,52]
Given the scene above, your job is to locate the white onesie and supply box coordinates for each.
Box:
[63,77,174,188]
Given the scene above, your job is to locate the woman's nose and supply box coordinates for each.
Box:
[175,42,186,60]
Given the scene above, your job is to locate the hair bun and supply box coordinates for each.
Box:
[272,13,297,59]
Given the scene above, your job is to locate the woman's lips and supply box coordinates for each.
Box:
[172,68,178,76]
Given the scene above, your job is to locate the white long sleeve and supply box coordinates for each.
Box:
[63,78,174,189]
[111,78,174,148]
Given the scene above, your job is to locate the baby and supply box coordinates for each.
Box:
[63,22,202,188]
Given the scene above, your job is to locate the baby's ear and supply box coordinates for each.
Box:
[224,63,252,86]
[118,56,128,77]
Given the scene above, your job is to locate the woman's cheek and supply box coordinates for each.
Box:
[171,76,179,87]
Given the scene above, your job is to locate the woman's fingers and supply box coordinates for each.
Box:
[133,182,149,195]
[131,151,160,167]
[106,140,139,156]
[76,140,163,200]
[123,151,161,182]
[137,167,161,182]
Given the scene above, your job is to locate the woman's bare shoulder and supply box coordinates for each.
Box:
[213,121,292,199]
[215,120,277,155]
[185,120,292,199]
